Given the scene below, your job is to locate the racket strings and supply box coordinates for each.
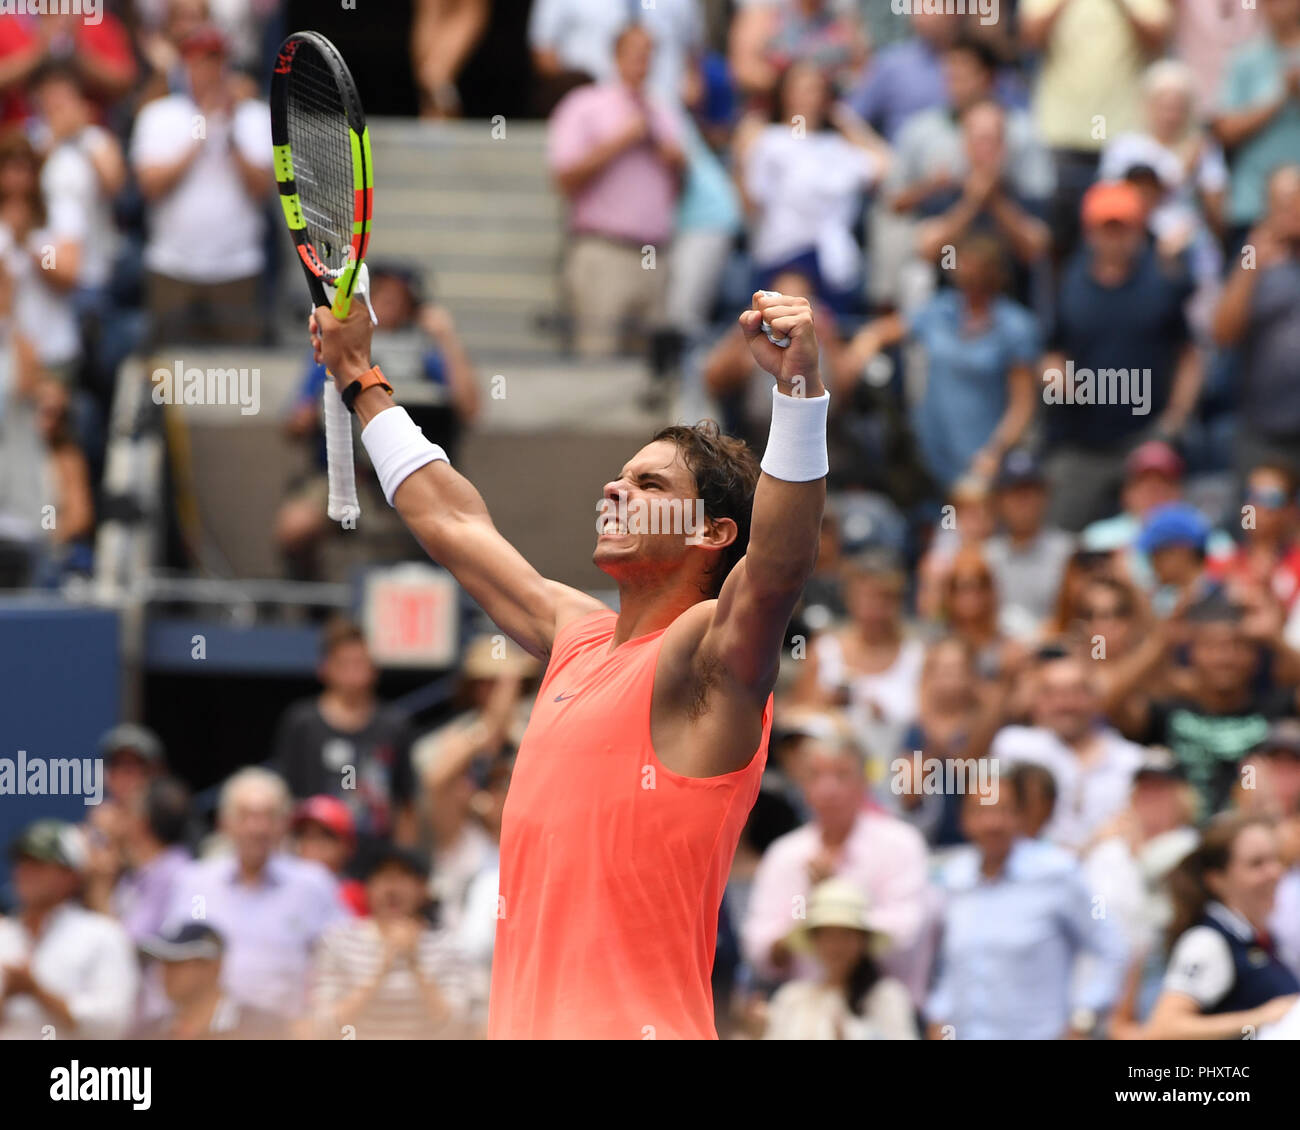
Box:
[285,47,355,278]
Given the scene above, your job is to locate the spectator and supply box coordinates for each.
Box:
[845,8,960,142]
[1271,806,1300,977]
[1009,760,1061,840]
[30,60,125,312]
[1136,502,1217,616]
[1210,0,1300,243]
[530,0,704,109]
[983,450,1076,640]
[1083,748,1199,1027]
[1020,0,1171,262]
[411,0,491,118]
[791,552,926,764]
[887,36,1054,223]
[742,720,933,1005]
[925,782,1129,1039]
[935,545,1025,681]
[916,477,998,623]
[991,652,1145,853]
[760,877,918,1040]
[164,768,348,1020]
[1145,812,1298,1036]
[0,133,81,386]
[895,636,1005,847]
[311,845,483,1039]
[136,0,213,103]
[846,233,1039,491]
[135,924,286,1039]
[131,24,273,346]
[0,7,136,125]
[548,24,685,357]
[914,101,1052,288]
[729,0,867,100]
[1171,0,1261,113]
[0,820,138,1039]
[275,266,480,580]
[1211,164,1300,478]
[1214,462,1300,614]
[1098,59,1226,277]
[106,776,193,945]
[269,618,417,854]
[290,797,367,917]
[1131,597,1298,817]
[743,62,888,316]
[1041,181,1201,531]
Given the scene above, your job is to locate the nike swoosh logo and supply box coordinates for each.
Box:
[553,692,578,702]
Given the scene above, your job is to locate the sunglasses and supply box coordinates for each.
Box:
[1247,487,1292,510]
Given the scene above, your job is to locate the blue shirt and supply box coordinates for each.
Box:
[907,290,1041,489]
[927,838,1129,1039]
[1046,246,1192,449]
[846,40,1027,141]
[1217,36,1300,225]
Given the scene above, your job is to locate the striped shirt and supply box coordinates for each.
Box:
[311,918,484,1039]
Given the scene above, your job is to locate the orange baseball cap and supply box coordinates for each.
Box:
[1081,181,1144,228]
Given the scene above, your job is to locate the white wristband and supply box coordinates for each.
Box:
[360,406,448,506]
[760,385,830,482]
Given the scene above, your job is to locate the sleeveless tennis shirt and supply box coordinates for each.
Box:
[488,609,771,1039]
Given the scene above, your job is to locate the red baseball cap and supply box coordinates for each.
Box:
[1081,181,1144,228]
[180,25,229,57]
[1125,440,1184,481]
[292,796,356,842]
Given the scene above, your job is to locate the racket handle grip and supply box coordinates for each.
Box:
[324,379,360,525]
[757,290,791,349]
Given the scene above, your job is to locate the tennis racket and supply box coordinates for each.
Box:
[270,30,375,525]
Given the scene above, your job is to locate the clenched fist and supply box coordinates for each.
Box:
[739,291,824,397]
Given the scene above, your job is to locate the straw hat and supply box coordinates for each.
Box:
[461,634,540,680]
[787,877,892,957]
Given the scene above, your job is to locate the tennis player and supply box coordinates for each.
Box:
[310,291,828,1039]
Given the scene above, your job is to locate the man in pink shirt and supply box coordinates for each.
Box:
[741,719,937,1006]
[548,24,685,356]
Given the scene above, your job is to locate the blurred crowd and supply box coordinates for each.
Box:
[2,0,1300,1039]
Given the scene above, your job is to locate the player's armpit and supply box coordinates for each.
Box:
[394,459,605,659]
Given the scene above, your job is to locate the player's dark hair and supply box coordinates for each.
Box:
[651,421,760,597]
[144,777,192,847]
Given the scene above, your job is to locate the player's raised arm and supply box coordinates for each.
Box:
[310,301,604,660]
[702,291,827,700]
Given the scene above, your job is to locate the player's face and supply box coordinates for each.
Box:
[595,440,708,581]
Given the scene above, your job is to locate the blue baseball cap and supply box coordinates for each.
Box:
[1137,502,1210,556]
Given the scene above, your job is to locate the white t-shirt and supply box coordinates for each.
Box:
[0,903,139,1039]
[0,223,81,368]
[990,724,1144,853]
[746,125,879,290]
[41,124,119,290]
[130,94,272,283]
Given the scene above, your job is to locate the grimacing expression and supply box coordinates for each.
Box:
[594,440,723,582]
